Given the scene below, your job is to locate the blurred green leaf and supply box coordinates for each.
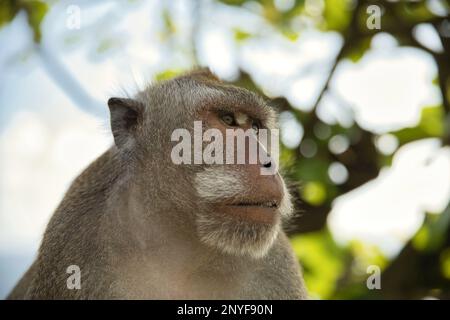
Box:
[301,181,327,206]
[0,0,48,43]
[440,248,450,280]
[294,157,329,184]
[349,240,388,273]
[392,105,444,145]
[160,9,176,40]
[22,0,48,42]
[291,229,348,299]
[280,28,299,41]
[413,209,450,253]
[420,106,444,136]
[233,28,252,42]
[97,38,115,53]
[0,0,19,27]
[346,37,371,63]
[280,145,296,168]
[154,69,184,81]
[398,1,436,24]
[217,0,247,6]
[323,0,351,32]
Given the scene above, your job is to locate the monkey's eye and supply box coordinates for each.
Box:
[220,113,237,126]
[251,119,261,135]
[251,122,259,134]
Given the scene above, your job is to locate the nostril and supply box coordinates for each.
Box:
[263,161,272,168]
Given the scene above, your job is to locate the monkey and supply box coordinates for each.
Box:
[7,69,308,299]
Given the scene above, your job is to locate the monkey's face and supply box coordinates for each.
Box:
[108,70,292,259]
[192,105,292,259]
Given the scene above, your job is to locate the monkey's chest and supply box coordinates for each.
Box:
[113,262,250,299]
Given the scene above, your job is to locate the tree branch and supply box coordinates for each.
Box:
[36,43,108,119]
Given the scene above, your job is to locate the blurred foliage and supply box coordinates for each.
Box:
[323,0,352,32]
[223,0,450,299]
[154,69,185,81]
[233,28,252,42]
[393,106,445,145]
[1,0,450,299]
[0,0,48,42]
[413,209,450,253]
[292,229,348,298]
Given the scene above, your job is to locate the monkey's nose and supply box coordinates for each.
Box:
[262,159,272,168]
[260,153,278,176]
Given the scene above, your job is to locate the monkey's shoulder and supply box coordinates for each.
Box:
[48,147,119,223]
[23,148,119,299]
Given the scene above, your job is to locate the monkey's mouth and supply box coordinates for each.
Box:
[232,200,279,209]
[216,199,281,224]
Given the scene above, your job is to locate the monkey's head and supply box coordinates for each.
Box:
[108,70,292,259]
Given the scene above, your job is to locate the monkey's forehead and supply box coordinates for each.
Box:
[136,71,278,128]
[175,78,278,128]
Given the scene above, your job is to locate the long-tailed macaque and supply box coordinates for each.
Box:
[8,70,307,299]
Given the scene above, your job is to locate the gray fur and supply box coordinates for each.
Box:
[8,70,307,299]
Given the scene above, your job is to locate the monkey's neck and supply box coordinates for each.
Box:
[102,172,222,275]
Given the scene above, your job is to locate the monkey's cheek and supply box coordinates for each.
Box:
[217,205,280,225]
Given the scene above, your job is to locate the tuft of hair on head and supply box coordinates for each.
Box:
[178,68,221,83]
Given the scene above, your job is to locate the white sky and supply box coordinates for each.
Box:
[0,0,449,297]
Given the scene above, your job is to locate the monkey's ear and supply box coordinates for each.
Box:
[108,97,144,148]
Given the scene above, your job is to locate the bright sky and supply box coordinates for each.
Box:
[0,0,449,297]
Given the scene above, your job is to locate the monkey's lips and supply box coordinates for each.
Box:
[218,200,280,224]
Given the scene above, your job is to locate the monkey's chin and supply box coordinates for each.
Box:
[196,209,281,259]
[220,205,279,224]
